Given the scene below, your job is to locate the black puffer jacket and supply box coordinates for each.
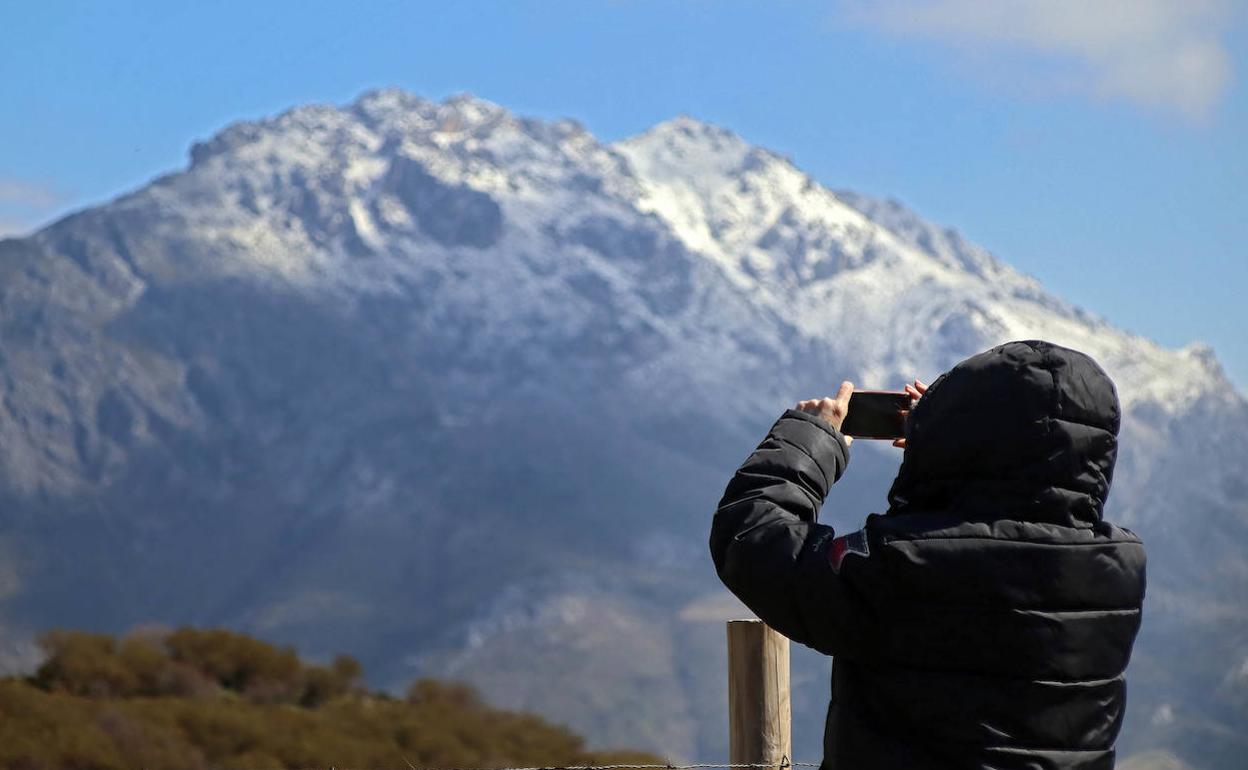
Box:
[710,340,1146,770]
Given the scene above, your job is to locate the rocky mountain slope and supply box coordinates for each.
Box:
[0,89,1243,768]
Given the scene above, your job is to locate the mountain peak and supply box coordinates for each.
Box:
[615,114,878,289]
[352,87,433,117]
[649,113,740,139]
[618,114,760,178]
[349,88,514,138]
[437,91,511,128]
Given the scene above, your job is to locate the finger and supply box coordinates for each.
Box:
[892,438,906,448]
[835,380,854,405]
[844,435,854,447]
[914,379,928,394]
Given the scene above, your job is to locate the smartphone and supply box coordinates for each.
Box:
[841,390,911,439]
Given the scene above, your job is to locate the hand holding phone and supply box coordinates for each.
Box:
[796,379,928,444]
[838,380,929,441]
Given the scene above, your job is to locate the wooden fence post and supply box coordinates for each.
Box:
[727,619,791,770]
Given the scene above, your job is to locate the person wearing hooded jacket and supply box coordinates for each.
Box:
[709,340,1146,770]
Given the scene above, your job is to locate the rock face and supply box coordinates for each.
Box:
[0,89,1243,768]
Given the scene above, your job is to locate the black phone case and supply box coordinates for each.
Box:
[842,391,910,439]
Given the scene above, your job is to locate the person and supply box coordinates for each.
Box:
[709,339,1146,770]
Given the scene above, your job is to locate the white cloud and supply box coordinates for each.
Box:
[0,179,61,208]
[0,179,65,236]
[0,220,32,238]
[843,0,1235,120]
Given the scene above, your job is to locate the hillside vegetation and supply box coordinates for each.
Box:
[0,627,663,770]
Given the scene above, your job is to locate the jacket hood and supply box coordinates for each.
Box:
[887,340,1121,526]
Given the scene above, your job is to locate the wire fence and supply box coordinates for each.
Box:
[397,761,818,770]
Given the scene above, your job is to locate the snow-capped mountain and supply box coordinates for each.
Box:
[0,89,1243,769]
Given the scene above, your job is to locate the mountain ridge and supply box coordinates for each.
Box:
[19,88,1238,405]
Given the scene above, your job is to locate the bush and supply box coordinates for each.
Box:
[2,626,664,770]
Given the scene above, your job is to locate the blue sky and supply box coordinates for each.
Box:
[2,0,1245,388]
